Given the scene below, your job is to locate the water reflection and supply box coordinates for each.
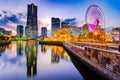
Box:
[0,43,12,55]
[41,45,47,53]
[50,46,70,64]
[0,46,6,53]
[0,41,83,80]
[25,40,37,77]
[51,50,60,63]
[17,41,24,55]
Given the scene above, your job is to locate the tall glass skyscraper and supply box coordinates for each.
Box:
[17,25,24,38]
[51,17,60,36]
[25,3,38,39]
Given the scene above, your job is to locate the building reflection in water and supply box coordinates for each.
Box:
[51,50,60,63]
[6,43,12,50]
[25,40,38,77]
[0,46,6,54]
[51,45,70,64]
[16,41,24,55]
[0,43,12,56]
[41,45,47,53]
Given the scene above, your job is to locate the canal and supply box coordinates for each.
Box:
[0,41,83,80]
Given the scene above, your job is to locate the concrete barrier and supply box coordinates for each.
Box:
[63,42,120,80]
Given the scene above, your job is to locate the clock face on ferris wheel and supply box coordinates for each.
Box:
[85,5,105,32]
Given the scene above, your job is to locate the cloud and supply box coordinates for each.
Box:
[63,18,77,26]
[64,18,76,22]
[0,10,26,35]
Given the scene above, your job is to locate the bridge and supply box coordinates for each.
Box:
[39,41,120,80]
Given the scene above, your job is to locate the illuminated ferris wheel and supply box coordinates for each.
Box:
[85,5,105,32]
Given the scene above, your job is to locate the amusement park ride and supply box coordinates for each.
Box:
[85,5,106,42]
[86,5,105,32]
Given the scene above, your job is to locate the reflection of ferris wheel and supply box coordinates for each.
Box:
[85,5,105,32]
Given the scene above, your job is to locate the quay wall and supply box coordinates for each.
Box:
[63,42,120,80]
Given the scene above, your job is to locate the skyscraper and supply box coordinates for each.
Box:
[51,17,60,36]
[41,27,47,39]
[17,25,24,38]
[0,28,5,34]
[25,3,38,39]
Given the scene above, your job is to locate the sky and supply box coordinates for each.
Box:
[0,0,120,36]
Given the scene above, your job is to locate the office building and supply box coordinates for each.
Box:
[17,25,24,38]
[51,17,60,36]
[25,3,38,39]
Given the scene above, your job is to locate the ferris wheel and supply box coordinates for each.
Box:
[85,5,105,32]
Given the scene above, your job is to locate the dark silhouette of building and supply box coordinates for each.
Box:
[61,22,70,28]
[41,27,47,39]
[51,17,60,36]
[25,3,38,39]
[17,25,24,38]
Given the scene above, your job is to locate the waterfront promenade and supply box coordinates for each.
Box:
[39,41,120,80]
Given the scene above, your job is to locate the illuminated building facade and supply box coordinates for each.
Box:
[17,25,23,38]
[26,3,38,39]
[51,17,60,36]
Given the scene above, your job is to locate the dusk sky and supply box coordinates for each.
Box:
[0,0,120,36]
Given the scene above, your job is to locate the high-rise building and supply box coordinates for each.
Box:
[0,28,5,34]
[61,22,70,28]
[17,25,24,38]
[25,3,38,39]
[41,27,47,39]
[51,17,60,36]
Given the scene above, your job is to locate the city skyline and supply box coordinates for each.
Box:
[0,0,120,36]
